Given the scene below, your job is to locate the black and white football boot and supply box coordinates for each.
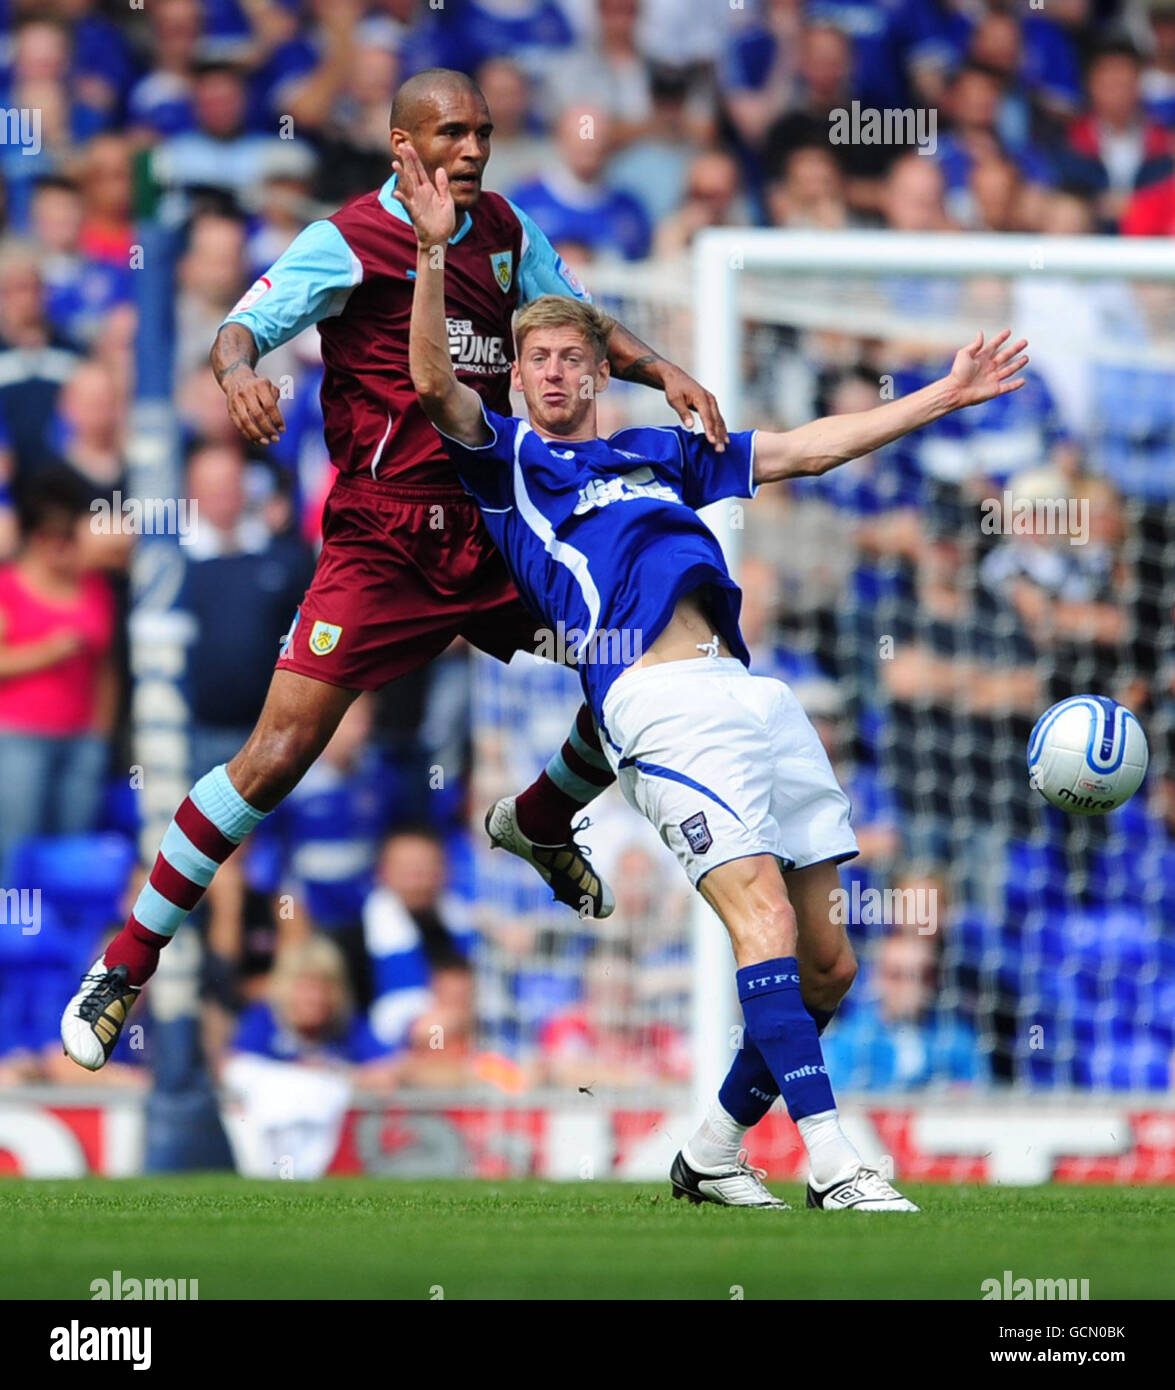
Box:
[670,1148,790,1209]
[807,1164,919,1212]
[60,958,140,1071]
[485,796,614,919]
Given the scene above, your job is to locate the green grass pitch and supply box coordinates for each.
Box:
[4,1178,1174,1300]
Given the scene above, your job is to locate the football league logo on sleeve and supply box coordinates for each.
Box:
[230,275,272,315]
[557,257,588,300]
[681,812,712,854]
[309,620,343,656]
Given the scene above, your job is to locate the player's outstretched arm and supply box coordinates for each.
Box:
[394,144,490,448]
[211,322,286,446]
[752,329,1028,485]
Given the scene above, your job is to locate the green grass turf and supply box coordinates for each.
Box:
[3,1178,1174,1300]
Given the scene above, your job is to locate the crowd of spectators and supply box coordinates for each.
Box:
[3,0,1175,1113]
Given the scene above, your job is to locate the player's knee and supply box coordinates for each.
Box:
[734,897,799,965]
[807,945,858,1007]
[232,724,319,803]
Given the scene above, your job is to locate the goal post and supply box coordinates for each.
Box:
[684,226,1175,1114]
[459,228,1175,1173]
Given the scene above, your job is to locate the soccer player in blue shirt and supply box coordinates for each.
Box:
[398,145,1027,1211]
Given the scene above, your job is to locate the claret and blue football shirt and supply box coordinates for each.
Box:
[220,174,591,491]
[440,407,759,719]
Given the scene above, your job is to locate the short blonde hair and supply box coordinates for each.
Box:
[269,934,352,1033]
[514,294,615,363]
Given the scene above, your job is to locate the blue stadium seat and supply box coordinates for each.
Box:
[0,902,87,1061]
[98,774,141,839]
[5,833,136,936]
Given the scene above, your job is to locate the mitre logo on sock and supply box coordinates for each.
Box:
[782,1064,827,1084]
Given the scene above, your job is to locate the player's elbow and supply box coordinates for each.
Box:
[414,378,463,437]
[412,371,452,416]
[795,454,842,478]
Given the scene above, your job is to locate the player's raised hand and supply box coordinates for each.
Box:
[947,328,1029,408]
[392,143,456,250]
[660,364,729,452]
[225,371,285,446]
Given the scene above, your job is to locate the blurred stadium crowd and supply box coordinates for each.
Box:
[3,0,1175,1120]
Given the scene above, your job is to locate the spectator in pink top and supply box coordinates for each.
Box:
[0,470,116,873]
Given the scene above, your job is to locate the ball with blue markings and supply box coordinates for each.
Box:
[1027,695,1149,815]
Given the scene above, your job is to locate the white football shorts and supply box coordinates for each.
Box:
[599,657,859,887]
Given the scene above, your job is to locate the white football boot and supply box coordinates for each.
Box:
[485,796,614,919]
[671,1148,791,1209]
[807,1164,920,1212]
[61,958,140,1071]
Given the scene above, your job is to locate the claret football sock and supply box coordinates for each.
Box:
[736,956,861,1187]
[103,765,268,987]
[514,702,615,844]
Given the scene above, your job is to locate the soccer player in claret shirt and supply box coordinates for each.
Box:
[61,68,729,1071]
[398,146,1028,1210]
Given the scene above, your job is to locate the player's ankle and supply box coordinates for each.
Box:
[513,784,573,845]
[103,920,169,989]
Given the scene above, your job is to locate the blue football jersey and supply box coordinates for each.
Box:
[440,408,758,719]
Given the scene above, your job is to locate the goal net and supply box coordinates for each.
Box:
[455,232,1175,1182]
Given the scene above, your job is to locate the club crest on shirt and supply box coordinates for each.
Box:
[489,250,513,292]
[681,812,712,854]
[308,620,342,656]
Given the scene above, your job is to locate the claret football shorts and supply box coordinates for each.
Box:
[276,473,542,690]
[599,657,859,887]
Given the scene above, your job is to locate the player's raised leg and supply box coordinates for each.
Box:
[60,670,358,1070]
[675,853,917,1212]
[465,598,617,918]
[486,702,616,918]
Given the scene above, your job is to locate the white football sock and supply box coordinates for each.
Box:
[797,1109,861,1188]
[682,1099,750,1172]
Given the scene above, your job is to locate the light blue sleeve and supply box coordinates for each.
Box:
[220,219,363,358]
[507,199,593,305]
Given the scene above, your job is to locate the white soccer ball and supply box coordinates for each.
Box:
[1027,695,1149,816]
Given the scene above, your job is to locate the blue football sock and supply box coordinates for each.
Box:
[718,1035,779,1128]
[736,956,838,1122]
[807,1003,837,1036]
[718,1002,838,1127]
